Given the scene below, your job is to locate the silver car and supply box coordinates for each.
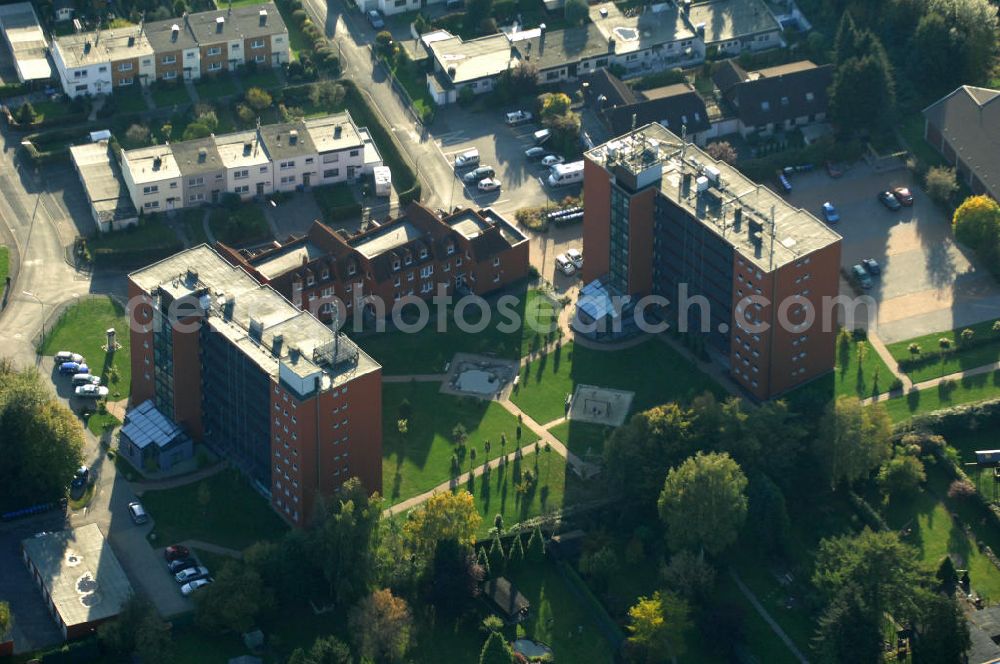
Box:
[175,566,210,584]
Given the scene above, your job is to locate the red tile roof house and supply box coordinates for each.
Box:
[923,85,1000,200]
[218,202,530,326]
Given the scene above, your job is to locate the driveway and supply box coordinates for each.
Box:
[783,164,1000,343]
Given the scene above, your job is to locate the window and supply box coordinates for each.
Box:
[280,175,296,184]
[163,71,177,80]
[349,149,359,157]
[419,247,428,259]
[207,47,222,56]
[323,168,339,178]
[347,263,356,276]
[280,160,295,169]
[251,39,265,49]
[234,185,249,194]
[305,157,314,164]
[546,70,560,81]
[254,55,266,64]
[420,265,433,278]
[392,259,400,271]
[98,66,106,73]
[75,84,88,91]
[407,271,414,282]
[162,55,176,65]
[323,153,340,163]
[780,96,789,106]
[118,77,134,86]
[321,268,329,279]
[232,43,240,50]
[189,177,204,187]
[456,256,463,267]
[259,166,268,173]
[393,276,400,287]
[322,287,333,297]
[118,62,133,72]
[143,201,160,209]
[805,92,815,102]
[446,243,455,255]
[74,70,86,78]
[208,61,222,71]
[493,256,501,266]
[404,254,412,266]
[234,169,249,179]
[306,275,315,286]
[143,185,159,194]
[189,193,205,202]
[760,101,770,111]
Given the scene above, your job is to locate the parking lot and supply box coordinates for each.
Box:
[428,105,582,220]
[784,164,1000,343]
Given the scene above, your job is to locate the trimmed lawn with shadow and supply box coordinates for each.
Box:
[882,370,1000,422]
[356,286,558,375]
[142,470,288,551]
[786,333,896,406]
[194,74,238,101]
[511,339,723,426]
[382,382,538,506]
[0,245,8,283]
[113,87,148,114]
[547,419,611,459]
[40,296,131,400]
[151,83,191,108]
[887,318,1000,383]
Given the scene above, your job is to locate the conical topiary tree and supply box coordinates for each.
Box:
[477,545,492,579]
[488,532,506,575]
[526,525,545,564]
[507,533,525,571]
[479,630,515,664]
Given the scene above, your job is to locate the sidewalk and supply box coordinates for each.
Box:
[133,463,226,493]
[862,358,1000,406]
[729,569,810,664]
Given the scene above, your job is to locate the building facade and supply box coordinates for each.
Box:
[128,245,383,525]
[581,124,841,400]
[923,85,1000,201]
[52,2,289,97]
[218,202,531,325]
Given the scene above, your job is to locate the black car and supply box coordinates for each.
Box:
[167,557,199,574]
[878,190,901,211]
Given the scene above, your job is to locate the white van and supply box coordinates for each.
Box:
[555,254,576,276]
[454,149,480,169]
[533,129,551,145]
[547,161,584,187]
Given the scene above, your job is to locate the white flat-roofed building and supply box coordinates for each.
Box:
[69,141,139,232]
[215,129,274,199]
[303,112,366,185]
[121,145,182,213]
[52,26,155,97]
[0,2,54,82]
[21,524,133,640]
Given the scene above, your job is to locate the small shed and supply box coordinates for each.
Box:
[119,400,193,472]
[484,577,530,624]
[373,166,392,197]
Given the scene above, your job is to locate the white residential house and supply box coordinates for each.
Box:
[257,121,320,192]
[51,26,155,97]
[304,113,367,186]
[357,0,420,17]
[121,145,183,213]
[215,129,274,200]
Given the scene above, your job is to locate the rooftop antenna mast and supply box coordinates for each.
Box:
[769,205,776,271]
[254,117,262,157]
[681,123,688,159]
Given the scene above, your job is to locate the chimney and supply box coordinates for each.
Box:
[127,35,135,46]
[243,141,252,155]
[153,156,162,169]
[733,206,742,232]
[198,147,207,162]
[216,16,224,33]
[289,129,298,145]
[84,40,91,53]
[259,8,268,26]
[334,125,342,138]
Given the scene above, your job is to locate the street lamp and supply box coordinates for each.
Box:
[22,290,45,338]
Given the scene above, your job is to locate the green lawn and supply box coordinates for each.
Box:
[787,333,896,407]
[33,100,72,123]
[899,112,946,170]
[382,382,538,505]
[40,296,131,400]
[151,83,191,108]
[713,578,801,664]
[0,245,9,284]
[209,204,271,245]
[142,470,288,551]
[113,87,148,114]
[273,0,313,60]
[886,319,1000,382]
[511,339,723,426]
[882,483,1000,602]
[241,67,281,90]
[386,57,435,121]
[85,410,121,436]
[882,370,1000,422]
[180,208,210,245]
[356,287,558,375]
[194,74,238,100]
[547,419,611,459]
[86,219,183,268]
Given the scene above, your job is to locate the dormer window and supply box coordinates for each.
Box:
[392,259,400,271]
[347,263,356,276]
[446,243,455,255]
[419,247,428,259]
[306,274,315,286]
[321,268,329,280]
[404,254,413,266]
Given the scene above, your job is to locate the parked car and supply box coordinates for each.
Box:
[181,578,213,596]
[75,384,109,399]
[851,264,873,289]
[453,149,479,169]
[477,178,501,192]
[72,373,101,387]
[54,351,84,364]
[524,146,546,160]
[878,190,901,211]
[862,258,882,275]
[892,186,914,206]
[164,544,191,562]
[826,161,843,178]
[128,501,149,525]
[463,166,495,184]
[541,155,565,167]
[821,201,840,224]
[776,172,792,193]
[168,557,199,574]
[533,128,551,145]
[504,110,533,125]
[59,361,87,375]
[566,248,583,270]
[555,254,576,276]
[70,466,89,499]
[366,9,384,28]
[175,566,210,584]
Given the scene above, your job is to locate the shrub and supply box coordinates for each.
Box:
[947,479,976,499]
[245,87,273,112]
[125,124,150,146]
[17,101,37,124]
[925,165,958,204]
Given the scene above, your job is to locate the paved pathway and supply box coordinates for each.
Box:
[729,569,810,664]
[201,208,216,245]
[133,463,226,493]
[867,331,912,391]
[179,539,244,559]
[184,79,200,105]
[382,373,447,383]
[862,358,1000,405]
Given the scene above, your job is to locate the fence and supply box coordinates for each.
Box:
[33,293,126,351]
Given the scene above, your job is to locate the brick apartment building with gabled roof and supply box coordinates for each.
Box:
[217,202,530,324]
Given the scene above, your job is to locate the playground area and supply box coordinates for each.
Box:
[567,384,634,428]
[441,353,519,400]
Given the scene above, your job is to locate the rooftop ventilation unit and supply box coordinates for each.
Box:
[695,175,709,192]
[248,317,263,341]
[215,16,224,33]
[288,129,298,145]
[334,125,342,139]
[170,23,180,41]
[83,41,91,53]
[259,8,267,26]
[127,35,135,46]
[243,141,252,155]
[152,156,162,169]
[198,147,207,162]
[186,268,199,283]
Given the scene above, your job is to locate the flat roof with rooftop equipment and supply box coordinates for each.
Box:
[586,122,841,271]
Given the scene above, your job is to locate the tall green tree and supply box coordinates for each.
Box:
[0,363,84,511]
[658,452,748,556]
[626,591,692,663]
[829,50,895,133]
[428,539,484,613]
[745,473,790,558]
[479,631,515,664]
[311,478,382,605]
[814,396,892,488]
[911,591,971,664]
[287,635,353,664]
[98,596,173,664]
[815,583,883,664]
[925,0,999,86]
[195,561,274,634]
[403,490,481,558]
[349,589,413,663]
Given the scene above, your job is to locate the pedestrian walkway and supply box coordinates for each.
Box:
[867,331,912,391]
[382,373,447,383]
[87,95,106,121]
[201,208,216,245]
[185,79,200,105]
[862,358,1000,406]
[180,539,244,559]
[133,463,225,493]
[729,569,810,664]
